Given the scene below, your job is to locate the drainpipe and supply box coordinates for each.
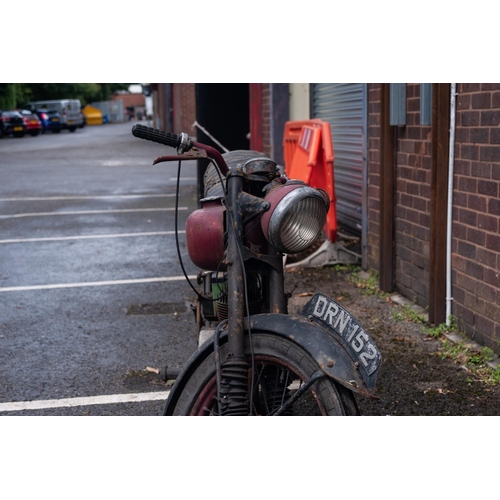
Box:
[446,84,457,326]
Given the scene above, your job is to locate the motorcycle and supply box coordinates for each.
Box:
[132,124,381,416]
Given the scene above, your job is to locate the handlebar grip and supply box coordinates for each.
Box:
[131,124,180,148]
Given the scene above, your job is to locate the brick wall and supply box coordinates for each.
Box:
[367,84,433,308]
[261,84,271,158]
[452,83,500,349]
[172,84,196,135]
[394,84,433,308]
[367,84,382,271]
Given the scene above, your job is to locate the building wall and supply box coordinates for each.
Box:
[393,84,433,308]
[367,83,500,352]
[289,83,310,121]
[172,84,196,136]
[367,84,382,271]
[452,83,500,348]
[262,84,271,158]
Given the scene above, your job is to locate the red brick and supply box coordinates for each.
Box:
[458,240,477,259]
[458,176,477,193]
[461,84,481,92]
[481,110,500,127]
[457,94,471,110]
[477,282,497,302]
[419,212,430,227]
[466,259,485,280]
[484,267,500,287]
[460,111,480,127]
[459,208,477,226]
[482,84,500,91]
[452,222,467,239]
[413,197,427,212]
[492,91,500,108]
[461,144,479,160]
[454,160,470,176]
[452,254,467,272]
[478,213,498,232]
[468,194,487,212]
[477,247,497,268]
[478,179,498,197]
[454,191,468,207]
[486,233,500,251]
[455,128,470,143]
[467,227,486,246]
[471,162,492,179]
[480,146,500,162]
[456,271,477,293]
[470,128,490,144]
[489,198,500,216]
[472,93,492,109]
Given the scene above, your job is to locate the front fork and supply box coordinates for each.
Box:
[219,172,248,415]
[218,170,286,415]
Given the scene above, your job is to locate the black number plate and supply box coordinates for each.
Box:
[302,294,381,376]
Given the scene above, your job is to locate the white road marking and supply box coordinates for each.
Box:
[0,207,187,219]
[0,230,185,244]
[0,194,176,202]
[0,391,171,412]
[0,275,197,292]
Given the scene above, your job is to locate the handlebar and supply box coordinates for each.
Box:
[132,124,180,147]
[132,124,229,175]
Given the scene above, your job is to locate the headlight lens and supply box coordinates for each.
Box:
[261,184,329,254]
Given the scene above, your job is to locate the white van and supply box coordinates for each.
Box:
[23,99,84,131]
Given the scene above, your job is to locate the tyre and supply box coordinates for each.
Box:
[29,130,40,137]
[52,129,61,134]
[168,332,359,416]
[69,127,76,132]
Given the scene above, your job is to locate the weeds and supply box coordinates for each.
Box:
[345,268,390,299]
[423,316,458,338]
[337,265,500,386]
[393,304,426,324]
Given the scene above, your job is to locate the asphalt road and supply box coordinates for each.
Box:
[0,121,201,416]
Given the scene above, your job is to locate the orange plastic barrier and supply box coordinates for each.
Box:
[283,119,337,243]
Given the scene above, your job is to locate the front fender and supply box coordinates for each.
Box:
[246,311,380,398]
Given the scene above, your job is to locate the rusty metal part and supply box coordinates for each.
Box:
[153,147,209,165]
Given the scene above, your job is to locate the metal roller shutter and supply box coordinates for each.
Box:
[311,83,367,236]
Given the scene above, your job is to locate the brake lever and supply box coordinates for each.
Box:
[153,147,209,165]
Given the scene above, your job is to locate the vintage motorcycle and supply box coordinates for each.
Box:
[132,124,381,416]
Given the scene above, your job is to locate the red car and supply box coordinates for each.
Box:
[19,109,42,137]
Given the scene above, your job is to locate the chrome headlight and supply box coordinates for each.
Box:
[261,183,329,254]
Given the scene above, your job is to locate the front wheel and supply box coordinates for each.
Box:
[167,332,359,416]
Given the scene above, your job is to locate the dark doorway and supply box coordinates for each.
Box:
[195,84,250,200]
[195,84,250,152]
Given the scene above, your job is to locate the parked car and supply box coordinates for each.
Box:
[33,109,63,133]
[23,99,83,131]
[0,110,25,138]
[19,109,42,137]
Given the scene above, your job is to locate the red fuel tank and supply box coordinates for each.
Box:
[185,198,226,271]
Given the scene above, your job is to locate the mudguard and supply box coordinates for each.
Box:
[164,293,381,414]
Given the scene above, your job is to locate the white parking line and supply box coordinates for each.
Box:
[0,275,197,292]
[0,230,185,244]
[0,207,187,219]
[0,391,171,412]
[0,194,176,202]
